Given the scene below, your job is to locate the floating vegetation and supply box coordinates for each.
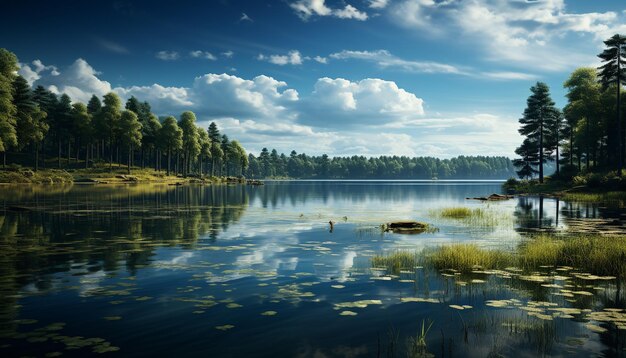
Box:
[400,297,439,304]
[339,311,358,316]
[215,325,235,331]
[334,300,383,309]
[102,316,122,321]
[260,311,277,316]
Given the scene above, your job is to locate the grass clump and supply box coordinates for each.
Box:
[429,244,513,272]
[432,207,511,228]
[374,234,626,277]
[562,191,626,205]
[371,251,419,274]
[439,207,473,219]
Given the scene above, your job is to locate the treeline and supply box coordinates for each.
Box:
[514,34,626,181]
[0,48,247,176]
[245,149,516,179]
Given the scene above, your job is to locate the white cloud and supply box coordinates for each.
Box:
[313,56,328,64]
[155,50,180,61]
[26,59,111,103]
[330,49,463,74]
[97,39,129,54]
[369,0,389,9]
[389,0,626,71]
[290,0,368,21]
[189,50,217,60]
[240,12,253,22]
[221,50,234,58]
[300,77,424,127]
[257,50,304,65]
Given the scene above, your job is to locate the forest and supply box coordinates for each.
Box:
[513,34,626,184]
[1,47,515,180]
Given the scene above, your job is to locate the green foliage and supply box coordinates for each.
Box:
[371,251,419,274]
[515,82,561,182]
[119,110,142,148]
[429,244,513,272]
[0,48,18,153]
[245,152,516,179]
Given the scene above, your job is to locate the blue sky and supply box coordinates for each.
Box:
[2,0,625,158]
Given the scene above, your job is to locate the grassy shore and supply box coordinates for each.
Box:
[503,171,626,197]
[0,165,242,184]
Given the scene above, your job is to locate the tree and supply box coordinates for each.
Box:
[159,116,182,176]
[119,110,142,174]
[0,48,18,167]
[229,140,247,176]
[71,103,92,168]
[208,122,221,175]
[143,113,162,170]
[179,111,200,175]
[55,94,73,167]
[99,92,122,171]
[517,82,559,183]
[598,34,626,175]
[564,68,603,171]
[12,75,48,170]
[197,127,211,175]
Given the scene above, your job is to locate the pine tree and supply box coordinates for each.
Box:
[516,82,559,183]
[598,34,626,175]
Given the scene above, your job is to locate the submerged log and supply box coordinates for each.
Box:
[382,221,430,234]
[466,193,514,201]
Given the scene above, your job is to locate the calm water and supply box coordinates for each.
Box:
[0,181,624,357]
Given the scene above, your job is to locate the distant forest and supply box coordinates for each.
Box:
[244,150,516,179]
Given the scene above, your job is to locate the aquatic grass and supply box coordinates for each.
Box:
[439,207,473,219]
[371,250,420,274]
[562,191,626,205]
[429,244,513,272]
[431,206,513,228]
[406,319,434,358]
[373,234,626,277]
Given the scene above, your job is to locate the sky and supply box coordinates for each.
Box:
[2,0,626,158]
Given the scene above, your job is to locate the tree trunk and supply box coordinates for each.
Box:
[128,145,132,174]
[618,50,622,176]
[167,148,171,176]
[67,141,71,167]
[3,151,6,168]
[58,140,61,168]
[539,111,544,183]
[35,144,39,172]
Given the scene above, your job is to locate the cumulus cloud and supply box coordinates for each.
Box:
[290,0,368,21]
[25,59,112,102]
[389,0,626,71]
[155,50,180,61]
[189,50,217,60]
[257,50,304,65]
[300,77,424,127]
[369,0,389,9]
[313,56,328,64]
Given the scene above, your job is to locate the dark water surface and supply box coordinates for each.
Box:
[0,181,624,357]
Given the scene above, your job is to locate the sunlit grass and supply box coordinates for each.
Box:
[371,250,420,274]
[562,191,626,205]
[429,244,513,272]
[431,206,513,228]
[373,234,626,277]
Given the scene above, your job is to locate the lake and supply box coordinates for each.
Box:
[0,181,624,357]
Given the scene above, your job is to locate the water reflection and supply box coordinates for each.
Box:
[0,182,624,357]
